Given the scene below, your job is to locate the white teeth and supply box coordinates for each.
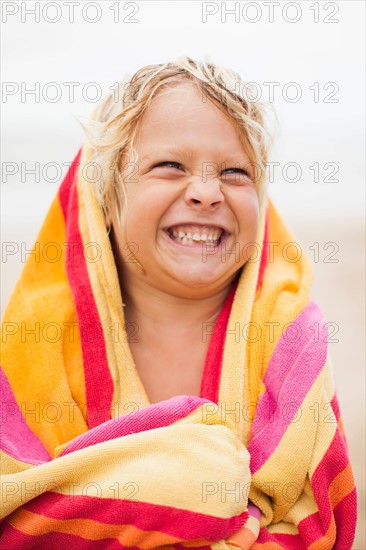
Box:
[167,224,225,246]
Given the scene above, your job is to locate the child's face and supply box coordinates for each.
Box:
[113,81,259,297]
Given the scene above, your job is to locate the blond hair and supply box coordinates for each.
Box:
[82,55,276,238]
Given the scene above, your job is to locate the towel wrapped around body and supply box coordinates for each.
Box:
[0,148,357,549]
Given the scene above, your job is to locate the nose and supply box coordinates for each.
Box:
[184,177,224,210]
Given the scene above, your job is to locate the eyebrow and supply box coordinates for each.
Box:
[141,147,195,161]
[141,147,250,164]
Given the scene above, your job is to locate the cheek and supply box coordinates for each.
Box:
[239,192,260,233]
[234,195,259,258]
[124,197,161,251]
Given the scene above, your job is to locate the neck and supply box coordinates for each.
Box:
[121,277,236,336]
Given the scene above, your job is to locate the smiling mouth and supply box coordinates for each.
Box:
[163,228,228,248]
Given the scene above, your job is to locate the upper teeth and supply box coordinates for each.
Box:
[169,225,223,242]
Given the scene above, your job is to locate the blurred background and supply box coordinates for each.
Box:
[1,1,365,546]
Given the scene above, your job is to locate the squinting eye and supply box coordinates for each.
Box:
[223,168,252,179]
[155,161,182,169]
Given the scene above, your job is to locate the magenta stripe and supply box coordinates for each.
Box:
[59,395,209,456]
[58,150,114,429]
[248,302,327,473]
[22,492,249,542]
[0,367,51,464]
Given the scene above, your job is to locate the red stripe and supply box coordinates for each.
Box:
[330,393,340,422]
[297,510,333,547]
[312,428,352,499]
[199,277,238,403]
[58,149,82,217]
[330,393,350,453]
[58,150,114,428]
[310,428,355,525]
[0,367,51,464]
[256,206,269,291]
[0,524,138,550]
[293,429,357,547]
[59,395,209,456]
[22,492,249,542]
[332,488,357,550]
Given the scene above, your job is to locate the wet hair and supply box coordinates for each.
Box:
[82,55,276,237]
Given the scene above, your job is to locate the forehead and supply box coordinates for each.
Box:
[141,81,229,124]
[135,82,246,157]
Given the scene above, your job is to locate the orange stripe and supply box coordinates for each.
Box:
[226,529,257,548]
[329,463,356,509]
[7,508,182,548]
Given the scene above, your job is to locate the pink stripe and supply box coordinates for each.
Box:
[22,492,249,542]
[59,395,209,456]
[200,278,238,403]
[247,502,261,521]
[0,524,139,550]
[249,302,327,473]
[0,367,51,464]
[58,150,114,429]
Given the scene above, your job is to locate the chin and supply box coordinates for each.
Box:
[173,266,227,289]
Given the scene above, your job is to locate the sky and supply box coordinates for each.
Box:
[1,0,365,309]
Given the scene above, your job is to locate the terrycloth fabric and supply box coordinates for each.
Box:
[0,146,357,549]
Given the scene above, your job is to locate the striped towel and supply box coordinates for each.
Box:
[0,146,357,549]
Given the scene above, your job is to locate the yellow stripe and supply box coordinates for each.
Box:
[1,193,87,454]
[218,193,268,445]
[0,450,34,474]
